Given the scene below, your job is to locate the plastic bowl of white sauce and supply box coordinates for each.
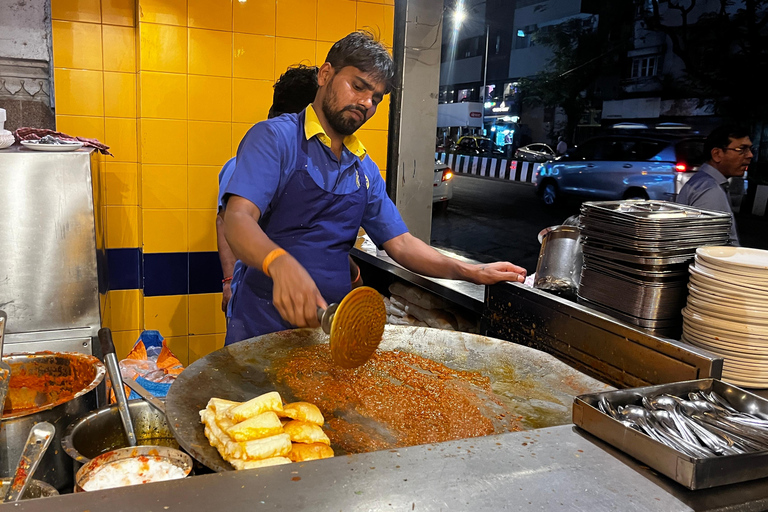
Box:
[74,446,192,492]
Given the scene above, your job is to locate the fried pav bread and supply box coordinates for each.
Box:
[229,457,292,470]
[288,442,335,462]
[283,420,331,446]
[201,393,334,470]
[205,426,244,461]
[209,397,240,415]
[282,402,325,426]
[226,411,284,442]
[242,433,292,460]
[215,414,236,432]
[201,409,244,460]
[227,391,284,422]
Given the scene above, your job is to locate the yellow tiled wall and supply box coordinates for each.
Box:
[52,0,394,364]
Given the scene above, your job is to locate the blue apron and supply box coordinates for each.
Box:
[225,119,368,345]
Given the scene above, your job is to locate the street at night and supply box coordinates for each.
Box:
[431,174,768,275]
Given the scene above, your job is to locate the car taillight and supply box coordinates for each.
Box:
[675,163,687,172]
[442,169,453,182]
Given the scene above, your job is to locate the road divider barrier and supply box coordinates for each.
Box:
[436,152,540,184]
[435,152,767,218]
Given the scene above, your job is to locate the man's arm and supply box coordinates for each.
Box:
[223,195,327,328]
[382,232,526,285]
[216,210,238,312]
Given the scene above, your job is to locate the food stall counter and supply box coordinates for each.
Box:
[9,424,768,512]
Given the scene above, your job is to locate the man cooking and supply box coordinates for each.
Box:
[222,31,527,345]
[677,125,753,246]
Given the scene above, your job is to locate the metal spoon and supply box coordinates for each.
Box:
[621,405,711,458]
[99,328,136,446]
[695,411,768,449]
[621,406,692,453]
[687,415,761,453]
[648,409,715,458]
[0,311,10,417]
[687,394,768,430]
[2,422,55,502]
[598,396,620,420]
[645,395,699,445]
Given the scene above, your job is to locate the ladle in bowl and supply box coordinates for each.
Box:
[2,422,55,503]
[98,328,137,446]
[0,310,10,417]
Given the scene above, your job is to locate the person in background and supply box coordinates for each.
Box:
[217,65,322,316]
[556,136,567,156]
[222,31,527,345]
[676,125,753,246]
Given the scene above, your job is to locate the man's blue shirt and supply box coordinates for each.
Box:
[223,108,408,247]
[677,163,739,246]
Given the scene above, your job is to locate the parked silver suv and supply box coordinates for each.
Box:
[533,135,706,205]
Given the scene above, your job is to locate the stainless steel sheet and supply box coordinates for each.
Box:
[0,147,102,343]
[165,326,610,471]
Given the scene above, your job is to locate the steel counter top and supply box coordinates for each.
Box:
[9,424,768,511]
[350,238,486,313]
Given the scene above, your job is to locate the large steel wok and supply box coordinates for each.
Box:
[166,326,610,471]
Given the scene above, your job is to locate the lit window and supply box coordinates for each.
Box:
[631,55,659,78]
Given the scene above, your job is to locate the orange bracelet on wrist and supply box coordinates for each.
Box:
[262,248,288,277]
[351,265,362,284]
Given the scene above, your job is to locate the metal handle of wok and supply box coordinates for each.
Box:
[98,328,137,446]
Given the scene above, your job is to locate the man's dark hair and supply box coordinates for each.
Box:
[705,124,751,159]
[324,31,395,94]
[268,65,319,119]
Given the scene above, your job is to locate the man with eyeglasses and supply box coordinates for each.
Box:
[677,125,753,246]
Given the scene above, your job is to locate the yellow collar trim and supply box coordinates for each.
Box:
[304,104,367,160]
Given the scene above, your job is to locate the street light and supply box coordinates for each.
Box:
[454,2,466,30]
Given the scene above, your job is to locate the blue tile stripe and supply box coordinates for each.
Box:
[105,248,223,296]
[106,248,142,290]
[143,252,189,297]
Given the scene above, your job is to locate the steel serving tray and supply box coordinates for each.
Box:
[582,244,696,266]
[581,200,733,222]
[583,256,690,279]
[573,378,768,490]
[576,295,682,330]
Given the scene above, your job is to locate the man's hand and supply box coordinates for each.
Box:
[221,282,232,313]
[382,232,527,286]
[268,254,327,328]
[468,261,527,285]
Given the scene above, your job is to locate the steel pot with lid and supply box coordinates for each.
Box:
[534,224,583,298]
[0,352,105,492]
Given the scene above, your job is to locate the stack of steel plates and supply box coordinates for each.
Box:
[577,200,731,337]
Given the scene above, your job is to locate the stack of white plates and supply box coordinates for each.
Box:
[682,246,768,388]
